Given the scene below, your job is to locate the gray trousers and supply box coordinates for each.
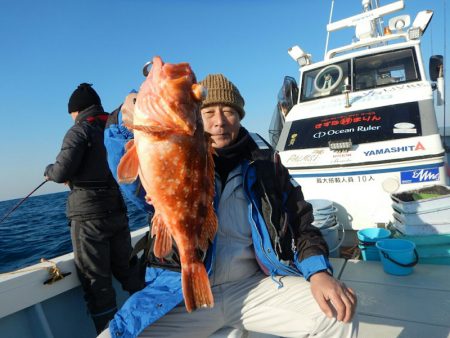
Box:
[100,271,358,338]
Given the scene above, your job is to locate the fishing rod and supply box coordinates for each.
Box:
[0,180,48,224]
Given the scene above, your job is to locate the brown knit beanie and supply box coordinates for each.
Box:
[199,74,245,119]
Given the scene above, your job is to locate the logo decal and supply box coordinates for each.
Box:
[400,168,439,184]
[415,142,425,151]
[364,142,426,156]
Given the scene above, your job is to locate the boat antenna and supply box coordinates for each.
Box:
[373,0,385,39]
[324,0,335,59]
[0,180,48,224]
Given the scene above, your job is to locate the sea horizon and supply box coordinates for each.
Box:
[0,191,148,273]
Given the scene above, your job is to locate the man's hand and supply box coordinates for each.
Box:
[309,271,357,322]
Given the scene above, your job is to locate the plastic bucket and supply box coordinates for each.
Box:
[313,205,338,216]
[320,222,345,258]
[312,213,336,229]
[357,228,391,261]
[376,239,419,275]
[308,199,335,212]
[309,199,337,230]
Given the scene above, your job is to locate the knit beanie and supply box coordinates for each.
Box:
[199,74,245,119]
[68,83,101,113]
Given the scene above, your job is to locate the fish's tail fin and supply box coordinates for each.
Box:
[182,262,214,313]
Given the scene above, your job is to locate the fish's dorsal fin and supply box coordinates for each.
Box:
[198,206,217,251]
[117,140,139,183]
[198,135,218,251]
[151,213,173,258]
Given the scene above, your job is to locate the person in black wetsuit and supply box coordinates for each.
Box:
[44,83,144,334]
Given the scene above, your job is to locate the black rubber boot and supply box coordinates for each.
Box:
[92,310,115,334]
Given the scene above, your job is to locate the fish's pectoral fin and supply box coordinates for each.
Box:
[117,140,139,184]
[204,132,218,156]
[124,139,135,152]
[151,213,173,258]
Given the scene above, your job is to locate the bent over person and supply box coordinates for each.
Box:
[99,75,358,338]
[44,83,144,334]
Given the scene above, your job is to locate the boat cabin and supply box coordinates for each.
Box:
[273,0,448,231]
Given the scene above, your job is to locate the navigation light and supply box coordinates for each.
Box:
[407,27,421,40]
[288,45,312,67]
[408,10,433,40]
[328,139,353,152]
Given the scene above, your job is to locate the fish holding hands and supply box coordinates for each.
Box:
[117,56,217,312]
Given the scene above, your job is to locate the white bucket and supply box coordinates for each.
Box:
[312,213,337,229]
[309,199,335,213]
[308,199,344,257]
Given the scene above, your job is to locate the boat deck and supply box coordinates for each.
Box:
[1,247,450,338]
[334,258,450,338]
[230,258,450,338]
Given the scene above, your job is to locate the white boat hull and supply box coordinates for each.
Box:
[289,157,447,229]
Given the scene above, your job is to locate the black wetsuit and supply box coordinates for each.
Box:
[45,105,144,333]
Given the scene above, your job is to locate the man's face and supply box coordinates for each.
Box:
[70,112,79,121]
[200,104,241,149]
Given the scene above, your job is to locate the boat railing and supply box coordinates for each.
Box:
[0,226,148,319]
[326,32,412,60]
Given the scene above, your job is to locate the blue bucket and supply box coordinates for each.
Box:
[376,239,419,275]
[357,228,391,261]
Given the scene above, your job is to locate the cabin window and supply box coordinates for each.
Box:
[283,102,422,150]
[354,48,420,91]
[301,61,350,101]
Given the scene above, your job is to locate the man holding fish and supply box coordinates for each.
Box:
[100,58,357,338]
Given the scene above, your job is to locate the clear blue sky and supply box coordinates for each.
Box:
[0,0,447,201]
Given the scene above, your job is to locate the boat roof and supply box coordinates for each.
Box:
[302,39,420,71]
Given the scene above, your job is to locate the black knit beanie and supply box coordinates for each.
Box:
[68,83,101,113]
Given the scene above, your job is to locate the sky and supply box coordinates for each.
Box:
[0,0,448,201]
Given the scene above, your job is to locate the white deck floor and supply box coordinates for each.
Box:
[216,258,450,338]
[334,258,450,338]
[1,254,449,338]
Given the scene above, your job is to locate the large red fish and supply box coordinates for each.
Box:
[117,56,217,312]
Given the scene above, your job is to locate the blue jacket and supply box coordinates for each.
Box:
[104,105,153,214]
[109,134,331,337]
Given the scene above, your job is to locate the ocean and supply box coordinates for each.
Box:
[0,191,148,273]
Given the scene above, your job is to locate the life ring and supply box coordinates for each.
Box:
[314,65,343,93]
